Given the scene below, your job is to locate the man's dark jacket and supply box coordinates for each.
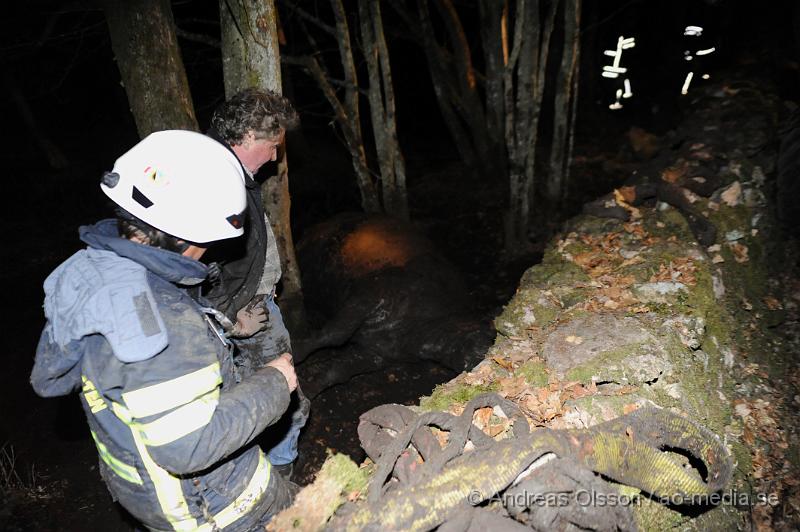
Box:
[204,128,269,321]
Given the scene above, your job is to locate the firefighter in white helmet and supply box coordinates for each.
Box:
[31,130,299,531]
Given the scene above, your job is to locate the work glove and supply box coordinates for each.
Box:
[229,297,268,338]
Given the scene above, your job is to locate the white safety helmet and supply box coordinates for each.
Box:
[101,130,246,243]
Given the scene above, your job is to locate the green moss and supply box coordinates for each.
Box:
[320,452,370,495]
[419,382,499,412]
[273,452,370,531]
[567,394,645,420]
[519,256,590,288]
[494,290,559,335]
[514,360,549,387]
[563,341,657,384]
[645,205,696,241]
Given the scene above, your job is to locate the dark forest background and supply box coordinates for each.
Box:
[2,0,797,251]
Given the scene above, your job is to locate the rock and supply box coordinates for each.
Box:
[541,315,672,384]
[632,281,688,304]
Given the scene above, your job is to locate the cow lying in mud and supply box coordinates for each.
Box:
[293,213,494,398]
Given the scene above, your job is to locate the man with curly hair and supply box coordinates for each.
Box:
[206,88,309,481]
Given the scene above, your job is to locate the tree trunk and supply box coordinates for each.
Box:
[373,0,409,220]
[219,0,282,98]
[218,0,306,329]
[547,0,581,204]
[504,0,560,253]
[359,0,409,220]
[479,0,508,179]
[102,0,197,137]
[329,0,382,214]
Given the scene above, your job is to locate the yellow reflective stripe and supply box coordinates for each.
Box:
[112,400,270,531]
[81,376,107,414]
[137,390,219,447]
[194,451,272,532]
[128,422,198,530]
[122,363,222,418]
[89,430,143,485]
[111,400,133,424]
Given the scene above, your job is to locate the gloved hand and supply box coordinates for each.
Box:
[229,298,268,338]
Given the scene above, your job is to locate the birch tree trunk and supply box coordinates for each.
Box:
[358,0,409,219]
[219,0,305,328]
[330,0,382,214]
[102,0,197,137]
[547,0,581,205]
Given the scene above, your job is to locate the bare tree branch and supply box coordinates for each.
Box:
[175,27,221,48]
[280,1,337,37]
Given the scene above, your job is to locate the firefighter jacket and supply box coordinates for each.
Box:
[30,220,291,531]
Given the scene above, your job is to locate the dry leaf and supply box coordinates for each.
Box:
[681,188,701,204]
[473,407,493,431]
[721,181,742,207]
[661,167,683,183]
[491,356,514,371]
[735,403,752,418]
[536,387,550,403]
[730,242,749,263]
[623,403,640,415]
[617,186,637,203]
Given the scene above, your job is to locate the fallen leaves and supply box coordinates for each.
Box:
[472,407,508,438]
[512,380,600,426]
[649,257,698,285]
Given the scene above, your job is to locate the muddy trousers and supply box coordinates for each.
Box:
[234,296,310,466]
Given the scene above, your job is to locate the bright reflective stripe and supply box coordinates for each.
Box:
[122,363,222,418]
[128,422,198,530]
[194,451,272,532]
[137,390,219,447]
[89,430,143,485]
[81,376,107,414]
